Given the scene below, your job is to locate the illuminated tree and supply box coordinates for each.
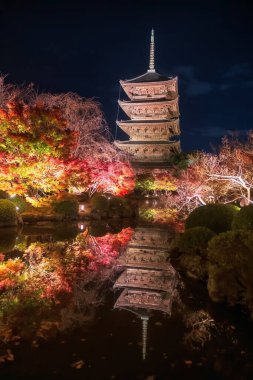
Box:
[0,76,135,204]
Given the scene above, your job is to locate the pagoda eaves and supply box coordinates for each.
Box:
[119,98,179,120]
[116,119,180,141]
[120,76,178,101]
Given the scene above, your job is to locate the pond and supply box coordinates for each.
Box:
[0,219,253,380]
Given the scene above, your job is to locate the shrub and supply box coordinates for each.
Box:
[0,199,18,227]
[108,221,123,234]
[185,204,240,233]
[52,196,79,219]
[176,227,215,257]
[232,204,253,230]
[207,230,253,307]
[109,196,127,210]
[89,223,108,237]
[10,195,29,213]
[179,254,206,280]
[91,195,109,211]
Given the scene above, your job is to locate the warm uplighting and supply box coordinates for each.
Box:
[79,203,86,213]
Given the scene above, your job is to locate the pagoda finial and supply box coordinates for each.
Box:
[148,28,155,72]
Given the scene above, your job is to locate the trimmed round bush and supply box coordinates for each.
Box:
[232,204,253,230]
[185,204,240,233]
[0,199,18,227]
[91,195,109,211]
[207,230,253,306]
[177,226,215,257]
[109,196,127,210]
[179,254,206,280]
[52,197,79,219]
[10,195,29,213]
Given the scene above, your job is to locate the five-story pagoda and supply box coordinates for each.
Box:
[115,29,181,166]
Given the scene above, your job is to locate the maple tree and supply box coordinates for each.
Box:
[0,76,135,204]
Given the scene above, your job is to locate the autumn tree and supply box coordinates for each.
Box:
[0,76,135,204]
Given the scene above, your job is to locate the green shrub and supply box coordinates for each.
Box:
[52,197,79,219]
[207,230,253,307]
[177,227,215,257]
[135,174,155,191]
[10,195,29,213]
[185,204,240,233]
[91,195,109,211]
[0,199,18,226]
[232,204,253,230]
[179,254,206,280]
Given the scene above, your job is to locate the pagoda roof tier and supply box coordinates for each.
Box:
[128,226,172,248]
[113,268,175,292]
[120,75,178,101]
[116,119,180,141]
[114,140,180,162]
[117,248,170,270]
[119,99,179,120]
[123,70,170,83]
[114,288,173,314]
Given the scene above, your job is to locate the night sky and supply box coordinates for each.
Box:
[0,0,252,152]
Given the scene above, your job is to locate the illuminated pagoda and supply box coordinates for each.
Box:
[115,29,180,166]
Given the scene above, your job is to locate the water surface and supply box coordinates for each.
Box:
[0,221,253,380]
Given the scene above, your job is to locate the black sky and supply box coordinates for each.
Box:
[0,0,252,151]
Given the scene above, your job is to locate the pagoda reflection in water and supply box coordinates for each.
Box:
[113,226,181,360]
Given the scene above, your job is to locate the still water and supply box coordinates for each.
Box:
[0,220,253,380]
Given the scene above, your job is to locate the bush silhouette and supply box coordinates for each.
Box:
[232,204,253,230]
[185,204,239,233]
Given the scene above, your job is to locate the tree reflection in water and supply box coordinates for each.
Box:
[0,224,133,362]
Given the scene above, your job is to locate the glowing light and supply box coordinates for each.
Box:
[16,206,19,210]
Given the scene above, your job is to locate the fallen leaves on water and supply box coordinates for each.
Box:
[71,360,84,369]
[0,349,14,363]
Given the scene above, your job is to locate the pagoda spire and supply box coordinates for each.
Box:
[141,315,149,360]
[148,28,155,72]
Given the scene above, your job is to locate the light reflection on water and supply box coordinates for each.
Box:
[0,221,253,379]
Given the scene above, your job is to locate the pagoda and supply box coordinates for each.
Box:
[115,29,181,166]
